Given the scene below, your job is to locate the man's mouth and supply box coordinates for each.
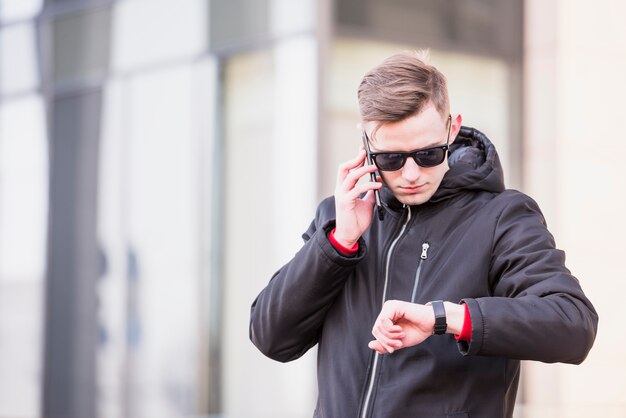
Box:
[400,184,425,193]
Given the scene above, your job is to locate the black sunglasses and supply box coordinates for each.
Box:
[365,115,452,172]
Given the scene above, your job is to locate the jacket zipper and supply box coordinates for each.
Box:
[359,206,412,418]
[410,243,430,303]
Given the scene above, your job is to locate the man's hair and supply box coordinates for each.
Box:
[358,51,450,133]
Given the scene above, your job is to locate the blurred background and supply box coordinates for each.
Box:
[0,0,624,417]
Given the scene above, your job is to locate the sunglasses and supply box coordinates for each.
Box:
[364,115,451,172]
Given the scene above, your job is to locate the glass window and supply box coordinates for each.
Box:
[269,0,315,37]
[0,93,47,418]
[0,23,39,95]
[111,0,206,72]
[0,95,48,282]
[335,0,522,60]
[0,283,43,416]
[0,0,43,23]
[209,0,269,52]
[96,77,127,418]
[52,9,112,84]
[97,65,202,418]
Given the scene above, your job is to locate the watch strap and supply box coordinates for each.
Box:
[429,300,447,335]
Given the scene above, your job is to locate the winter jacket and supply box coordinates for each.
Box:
[250,126,598,418]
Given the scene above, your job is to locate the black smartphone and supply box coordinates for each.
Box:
[362,132,384,221]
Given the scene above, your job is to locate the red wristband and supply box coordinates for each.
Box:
[328,228,359,255]
[454,303,472,342]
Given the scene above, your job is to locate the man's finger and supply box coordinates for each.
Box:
[368,340,387,354]
[372,321,402,353]
[345,182,382,203]
[340,164,379,193]
[336,149,367,184]
[369,339,402,354]
[376,320,405,339]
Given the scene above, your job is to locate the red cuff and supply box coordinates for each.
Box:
[454,303,472,342]
[328,228,359,255]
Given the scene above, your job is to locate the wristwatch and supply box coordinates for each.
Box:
[427,300,447,335]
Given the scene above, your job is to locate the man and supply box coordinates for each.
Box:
[249,52,597,417]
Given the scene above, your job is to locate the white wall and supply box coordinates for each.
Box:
[523,0,626,416]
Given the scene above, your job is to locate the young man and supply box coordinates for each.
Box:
[250,52,598,417]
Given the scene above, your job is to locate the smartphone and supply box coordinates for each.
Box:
[362,133,384,221]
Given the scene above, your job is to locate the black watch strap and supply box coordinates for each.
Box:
[429,300,447,335]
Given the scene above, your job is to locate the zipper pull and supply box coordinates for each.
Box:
[420,243,430,259]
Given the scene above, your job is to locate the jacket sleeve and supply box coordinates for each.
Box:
[249,199,367,362]
[458,192,598,364]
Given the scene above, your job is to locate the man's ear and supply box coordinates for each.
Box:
[450,113,463,141]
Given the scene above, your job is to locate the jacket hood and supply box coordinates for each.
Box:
[382,126,505,210]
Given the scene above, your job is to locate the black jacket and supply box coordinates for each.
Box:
[250,127,598,418]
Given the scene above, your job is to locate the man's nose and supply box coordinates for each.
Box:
[401,157,421,182]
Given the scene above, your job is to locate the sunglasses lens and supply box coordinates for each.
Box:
[371,147,448,171]
[373,153,405,171]
[414,148,446,167]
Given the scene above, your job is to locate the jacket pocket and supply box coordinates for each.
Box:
[446,413,469,418]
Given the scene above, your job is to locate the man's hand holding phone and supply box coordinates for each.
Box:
[333,148,383,249]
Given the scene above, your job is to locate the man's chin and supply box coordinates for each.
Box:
[394,191,433,206]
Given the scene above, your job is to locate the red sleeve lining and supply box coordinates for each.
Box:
[454,303,472,342]
[328,228,359,255]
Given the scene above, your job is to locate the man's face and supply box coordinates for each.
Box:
[365,103,461,206]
